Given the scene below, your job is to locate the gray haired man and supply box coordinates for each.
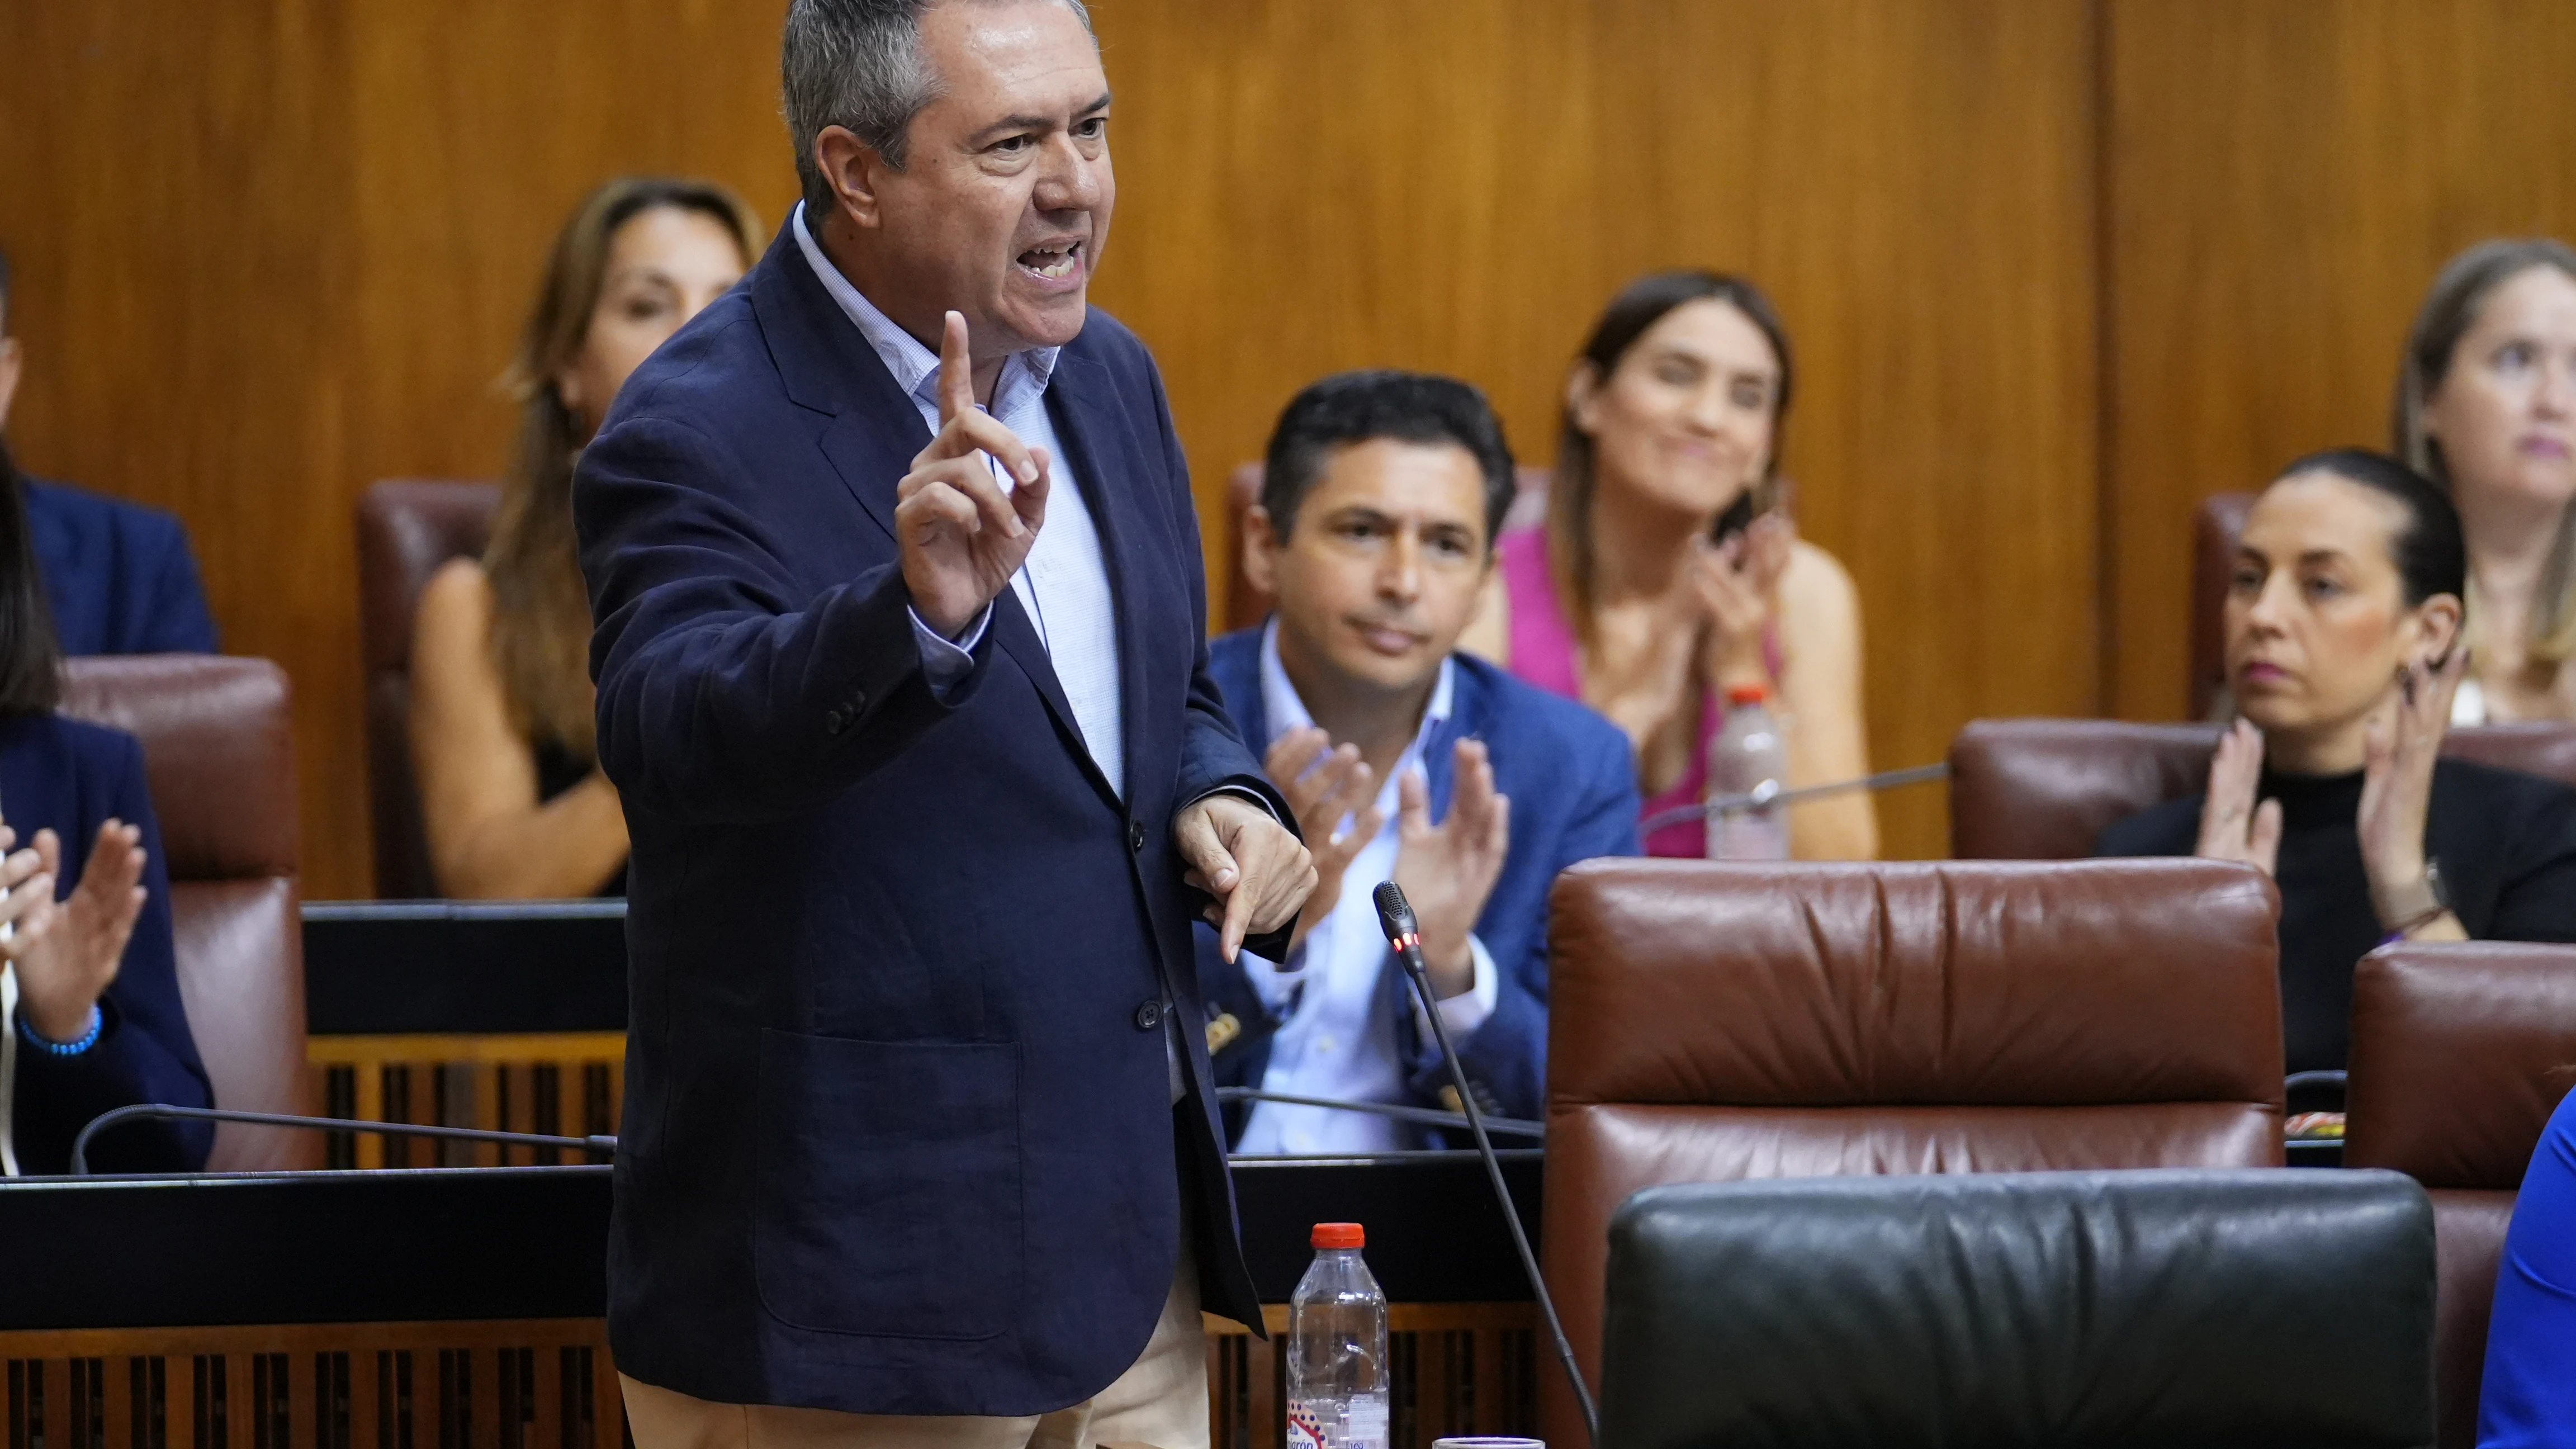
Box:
[580,0,1315,1445]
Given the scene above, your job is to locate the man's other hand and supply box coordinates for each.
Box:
[894,311,1051,638]
[1176,793,1315,963]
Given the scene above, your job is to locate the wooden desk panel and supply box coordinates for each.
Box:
[309,1034,624,1170]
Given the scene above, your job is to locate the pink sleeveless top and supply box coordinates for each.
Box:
[1498,525,1782,858]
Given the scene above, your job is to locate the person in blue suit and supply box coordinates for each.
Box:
[0,248,217,656]
[2479,1082,2576,1446]
[1205,371,1642,1154]
[574,1,1313,1443]
[0,447,212,1177]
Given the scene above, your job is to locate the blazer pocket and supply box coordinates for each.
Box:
[752,1030,1022,1339]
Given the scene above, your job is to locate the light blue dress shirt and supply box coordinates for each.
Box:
[1235,622,1498,1155]
[792,203,1125,795]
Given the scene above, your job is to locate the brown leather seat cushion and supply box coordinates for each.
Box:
[2346,941,2576,1449]
[1950,718,2576,860]
[356,479,500,898]
[1540,858,2287,1447]
[60,656,312,1171]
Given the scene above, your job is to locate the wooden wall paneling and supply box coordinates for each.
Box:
[6,0,2105,877]
[2105,0,2576,721]
[1092,0,2101,858]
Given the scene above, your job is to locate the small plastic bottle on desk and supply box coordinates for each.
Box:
[1286,1221,1389,1449]
[1707,682,1789,860]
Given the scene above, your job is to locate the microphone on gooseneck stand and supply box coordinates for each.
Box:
[1372,881,1599,1447]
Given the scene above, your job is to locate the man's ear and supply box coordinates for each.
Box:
[1240,505,1283,598]
[815,126,890,231]
[0,337,22,432]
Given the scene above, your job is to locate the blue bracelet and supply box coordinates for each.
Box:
[17,1005,102,1057]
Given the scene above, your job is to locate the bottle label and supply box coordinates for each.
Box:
[1287,1396,1389,1449]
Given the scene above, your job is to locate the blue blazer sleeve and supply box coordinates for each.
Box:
[133,513,219,654]
[1405,717,1642,1124]
[579,415,995,825]
[12,730,213,1175]
[2480,1086,2576,1446]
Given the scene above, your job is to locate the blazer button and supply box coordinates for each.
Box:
[824,706,849,735]
[1134,1000,1164,1031]
[1129,821,1148,853]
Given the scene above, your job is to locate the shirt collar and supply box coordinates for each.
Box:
[1257,617,1455,756]
[790,201,1059,411]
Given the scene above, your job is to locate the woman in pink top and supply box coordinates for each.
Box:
[1462,271,1876,858]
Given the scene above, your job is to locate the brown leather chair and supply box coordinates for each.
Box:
[356,479,501,898]
[1540,857,2288,1448]
[2189,491,2257,719]
[1949,717,2576,860]
[1221,462,1551,632]
[59,656,316,1171]
[2346,941,2576,1449]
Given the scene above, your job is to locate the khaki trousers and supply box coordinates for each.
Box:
[619,1244,1206,1449]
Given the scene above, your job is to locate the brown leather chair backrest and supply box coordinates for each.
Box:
[356,480,500,898]
[2190,491,2256,719]
[1949,717,2576,860]
[1540,857,2287,1448]
[2347,941,2576,1449]
[59,656,314,1172]
[1221,462,1551,633]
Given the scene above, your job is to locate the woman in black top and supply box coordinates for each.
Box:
[2099,448,2576,1074]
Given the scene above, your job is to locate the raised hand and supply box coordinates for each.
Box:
[894,311,1052,638]
[1688,510,1793,683]
[1176,793,1315,964]
[1390,738,1512,1000]
[0,819,148,1044]
[1261,727,1385,958]
[2360,646,2469,929]
[2194,717,2283,876]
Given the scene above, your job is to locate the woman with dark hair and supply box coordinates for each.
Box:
[2393,238,2576,724]
[1461,271,1874,858]
[410,177,759,898]
[2100,448,2576,1073]
[0,444,211,1175]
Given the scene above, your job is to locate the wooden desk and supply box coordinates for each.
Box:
[2,1157,1542,1449]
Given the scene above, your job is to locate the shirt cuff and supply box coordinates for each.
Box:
[1187,784,1284,825]
[1413,932,1499,1040]
[908,603,992,700]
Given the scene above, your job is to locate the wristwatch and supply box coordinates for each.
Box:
[2379,857,2451,933]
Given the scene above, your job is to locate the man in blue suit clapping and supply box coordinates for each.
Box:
[576,1,1313,1443]
[1205,372,1642,1154]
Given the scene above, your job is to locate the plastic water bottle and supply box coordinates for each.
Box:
[1287,1221,1389,1449]
[1708,683,1789,860]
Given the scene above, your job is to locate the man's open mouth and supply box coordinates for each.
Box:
[1017,240,1083,281]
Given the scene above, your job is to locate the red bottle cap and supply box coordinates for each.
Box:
[1725,683,1770,707]
[1311,1222,1365,1249]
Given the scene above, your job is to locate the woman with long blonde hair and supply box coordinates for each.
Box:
[410,177,760,897]
[2393,238,2576,723]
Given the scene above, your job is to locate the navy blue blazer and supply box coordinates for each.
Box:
[574,225,1293,1417]
[1,713,212,1175]
[23,478,219,656]
[1196,629,1640,1142]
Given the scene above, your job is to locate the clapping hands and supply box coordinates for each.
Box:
[0,818,148,1044]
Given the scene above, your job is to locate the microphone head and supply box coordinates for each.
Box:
[1372,881,1418,938]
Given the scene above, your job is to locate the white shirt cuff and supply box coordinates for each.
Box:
[1414,932,1499,1040]
[909,603,991,698]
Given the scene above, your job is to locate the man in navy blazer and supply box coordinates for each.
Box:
[0,253,218,656]
[574,1,1312,1442]
[1201,372,1640,1154]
